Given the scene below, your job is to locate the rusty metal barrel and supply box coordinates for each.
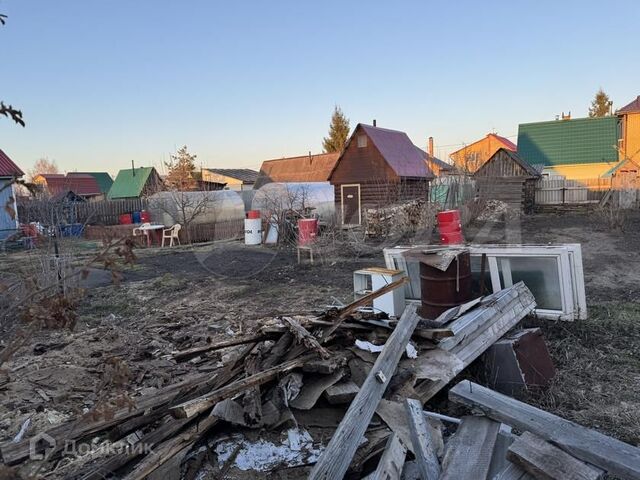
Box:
[419,250,472,319]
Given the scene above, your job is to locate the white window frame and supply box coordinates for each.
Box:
[383,244,587,321]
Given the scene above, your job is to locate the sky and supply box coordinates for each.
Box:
[1,0,639,176]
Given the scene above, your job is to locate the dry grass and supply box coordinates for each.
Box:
[521,302,640,445]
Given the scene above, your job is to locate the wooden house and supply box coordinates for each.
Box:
[254,153,340,189]
[201,168,258,191]
[450,133,516,173]
[328,123,434,224]
[34,173,103,200]
[0,148,24,238]
[474,148,540,213]
[108,166,163,200]
[616,95,640,163]
[517,116,619,179]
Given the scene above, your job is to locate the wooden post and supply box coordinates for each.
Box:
[308,304,420,480]
[405,398,441,479]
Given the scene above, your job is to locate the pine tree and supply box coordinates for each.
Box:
[588,88,612,117]
[165,145,197,190]
[322,106,350,153]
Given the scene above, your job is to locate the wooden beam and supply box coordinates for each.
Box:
[487,424,515,480]
[439,416,500,480]
[171,333,268,361]
[282,316,331,359]
[170,354,314,419]
[308,304,420,480]
[507,431,603,480]
[494,462,532,480]
[404,398,441,479]
[364,433,407,480]
[449,380,640,480]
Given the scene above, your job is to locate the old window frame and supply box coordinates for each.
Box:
[383,244,586,321]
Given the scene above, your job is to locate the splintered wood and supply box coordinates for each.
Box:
[6,277,633,480]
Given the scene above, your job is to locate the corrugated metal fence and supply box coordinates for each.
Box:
[535,178,611,204]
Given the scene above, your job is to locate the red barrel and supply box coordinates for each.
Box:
[140,210,151,223]
[298,218,319,246]
[119,213,133,225]
[246,210,261,219]
[437,209,463,245]
[441,231,464,244]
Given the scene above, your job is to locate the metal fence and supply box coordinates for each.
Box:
[535,178,611,205]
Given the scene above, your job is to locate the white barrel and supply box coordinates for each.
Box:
[244,218,262,245]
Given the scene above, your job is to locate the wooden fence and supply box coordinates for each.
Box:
[18,198,147,226]
[535,178,612,205]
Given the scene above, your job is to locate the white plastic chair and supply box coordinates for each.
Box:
[132,222,151,237]
[162,224,182,247]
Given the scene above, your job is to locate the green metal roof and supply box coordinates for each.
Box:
[75,172,113,193]
[517,116,619,166]
[108,167,156,199]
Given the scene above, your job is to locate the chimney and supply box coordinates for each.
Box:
[131,159,136,176]
[373,119,377,127]
[428,137,434,158]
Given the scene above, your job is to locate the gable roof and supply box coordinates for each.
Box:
[602,158,640,177]
[38,173,102,196]
[517,116,619,167]
[616,95,640,114]
[69,172,113,193]
[204,168,258,184]
[414,146,454,172]
[0,148,24,178]
[108,167,158,199]
[254,153,340,189]
[346,124,434,178]
[450,133,517,157]
[477,148,541,177]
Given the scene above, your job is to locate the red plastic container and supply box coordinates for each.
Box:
[437,210,461,224]
[119,213,133,225]
[440,231,464,245]
[140,210,151,223]
[246,210,261,219]
[298,218,319,246]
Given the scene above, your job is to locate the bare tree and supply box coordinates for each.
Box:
[149,191,216,244]
[28,157,59,183]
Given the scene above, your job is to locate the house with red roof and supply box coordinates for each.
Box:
[0,148,25,238]
[34,173,103,200]
[449,133,517,173]
[328,123,435,224]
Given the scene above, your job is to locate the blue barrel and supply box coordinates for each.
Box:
[132,211,142,223]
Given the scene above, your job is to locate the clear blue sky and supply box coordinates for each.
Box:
[1,0,639,175]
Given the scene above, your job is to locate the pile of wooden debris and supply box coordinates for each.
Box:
[2,277,639,479]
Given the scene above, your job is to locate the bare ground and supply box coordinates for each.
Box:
[1,210,639,477]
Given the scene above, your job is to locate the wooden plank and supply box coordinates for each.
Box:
[507,431,603,480]
[324,380,359,404]
[170,354,314,419]
[171,333,269,361]
[365,433,407,480]
[415,284,535,403]
[494,462,533,480]
[487,424,515,480]
[449,380,640,480]
[289,370,344,410]
[404,398,440,479]
[440,416,500,480]
[308,304,420,480]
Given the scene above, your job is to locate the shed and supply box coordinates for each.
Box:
[108,167,163,199]
[474,148,540,213]
[450,133,517,173]
[201,168,258,191]
[254,153,340,189]
[328,123,434,224]
[0,148,24,238]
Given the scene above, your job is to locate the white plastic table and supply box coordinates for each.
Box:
[137,224,165,247]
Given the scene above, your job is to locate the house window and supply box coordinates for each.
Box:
[357,135,367,148]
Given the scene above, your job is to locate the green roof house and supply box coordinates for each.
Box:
[517,116,620,179]
[108,166,163,199]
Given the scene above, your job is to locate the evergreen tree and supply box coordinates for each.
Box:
[588,88,612,117]
[322,106,350,153]
[165,145,197,190]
